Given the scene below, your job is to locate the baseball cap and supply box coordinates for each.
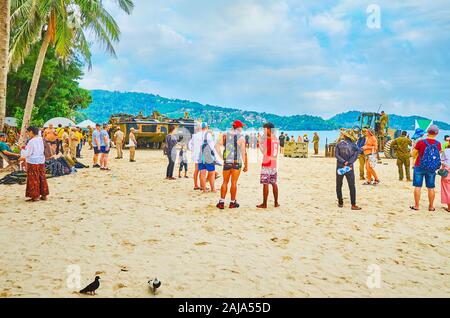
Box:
[201,122,208,129]
[427,125,439,135]
[232,120,245,129]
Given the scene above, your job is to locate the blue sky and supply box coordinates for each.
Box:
[80,0,450,122]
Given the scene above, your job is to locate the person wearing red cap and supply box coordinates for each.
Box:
[215,120,248,209]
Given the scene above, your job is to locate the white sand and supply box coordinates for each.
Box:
[0,148,449,297]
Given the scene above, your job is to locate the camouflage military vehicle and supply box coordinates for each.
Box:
[109,111,196,149]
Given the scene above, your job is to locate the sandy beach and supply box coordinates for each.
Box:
[0,148,449,298]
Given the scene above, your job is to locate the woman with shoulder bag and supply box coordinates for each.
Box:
[362,129,380,185]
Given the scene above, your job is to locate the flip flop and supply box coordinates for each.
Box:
[410,206,419,211]
[429,208,436,212]
[194,187,201,191]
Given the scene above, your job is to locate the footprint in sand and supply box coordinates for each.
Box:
[113,283,127,291]
[144,239,160,245]
[195,242,211,246]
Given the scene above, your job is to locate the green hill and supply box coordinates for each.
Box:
[78,90,339,130]
[78,90,450,131]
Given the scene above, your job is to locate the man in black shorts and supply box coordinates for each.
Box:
[216,120,248,209]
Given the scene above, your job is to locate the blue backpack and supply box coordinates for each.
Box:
[420,140,441,172]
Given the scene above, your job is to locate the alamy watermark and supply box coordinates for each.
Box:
[367,4,382,29]
[66,264,82,290]
[366,264,382,289]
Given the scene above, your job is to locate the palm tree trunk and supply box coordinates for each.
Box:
[0,0,10,132]
[18,31,51,146]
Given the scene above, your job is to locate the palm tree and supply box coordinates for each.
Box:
[10,0,134,145]
[0,0,10,132]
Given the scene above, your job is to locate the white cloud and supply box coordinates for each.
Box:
[309,13,350,36]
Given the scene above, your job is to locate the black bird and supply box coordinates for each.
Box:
[148,278,161,295]
[80,276,101,295]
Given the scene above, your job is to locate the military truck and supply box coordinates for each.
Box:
[109,111,196,149]
[325,112,401,159]
[354,112,401,159]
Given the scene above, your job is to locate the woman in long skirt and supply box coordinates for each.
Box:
[441,146,450,211]
[20,126,49,202]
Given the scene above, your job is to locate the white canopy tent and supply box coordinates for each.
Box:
[4,117,18,127]
[43,117,76,128]
[77,119,96,129]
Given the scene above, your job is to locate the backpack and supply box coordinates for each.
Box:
[201,132,214,164]
[420,140,441,172]
[223,132,239,164]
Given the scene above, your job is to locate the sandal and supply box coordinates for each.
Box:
[362,182,372,185]
[410,206,419,211]
[429,207,436,212]
[194,187,201,191]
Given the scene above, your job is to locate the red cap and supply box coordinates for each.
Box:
[232,120,245,128]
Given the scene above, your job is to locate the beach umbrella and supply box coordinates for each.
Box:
[43,117,76,128]
[77,119,97,129]
[5,117,18,127]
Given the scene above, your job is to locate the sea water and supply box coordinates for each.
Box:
[284,130,450,150]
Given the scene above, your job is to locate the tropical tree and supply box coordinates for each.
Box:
[0,0,10,131]
[10,0,134,145]
[7,43,92,128]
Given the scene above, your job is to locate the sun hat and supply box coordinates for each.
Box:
[342,129,358,142]
[412,128,425,140]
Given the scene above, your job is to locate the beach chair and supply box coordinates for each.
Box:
[0,151,20,173]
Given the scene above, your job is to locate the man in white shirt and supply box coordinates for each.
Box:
[197,122,220,192]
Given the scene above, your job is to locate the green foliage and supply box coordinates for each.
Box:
[6,44,92,127]
[81,90,339,130]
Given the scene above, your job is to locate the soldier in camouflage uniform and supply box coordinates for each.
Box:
[379,111,389,137]
[390,131,412,181]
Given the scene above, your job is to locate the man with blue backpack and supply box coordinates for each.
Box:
[410,125,442,212]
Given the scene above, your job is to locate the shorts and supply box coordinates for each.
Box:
[413,166,436,189]
[260,167,278,185]
[179,162,188,171]
[93,147,100,154]
[100,146,110,154]
[223,162,242,171]
[198,163,215,172]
